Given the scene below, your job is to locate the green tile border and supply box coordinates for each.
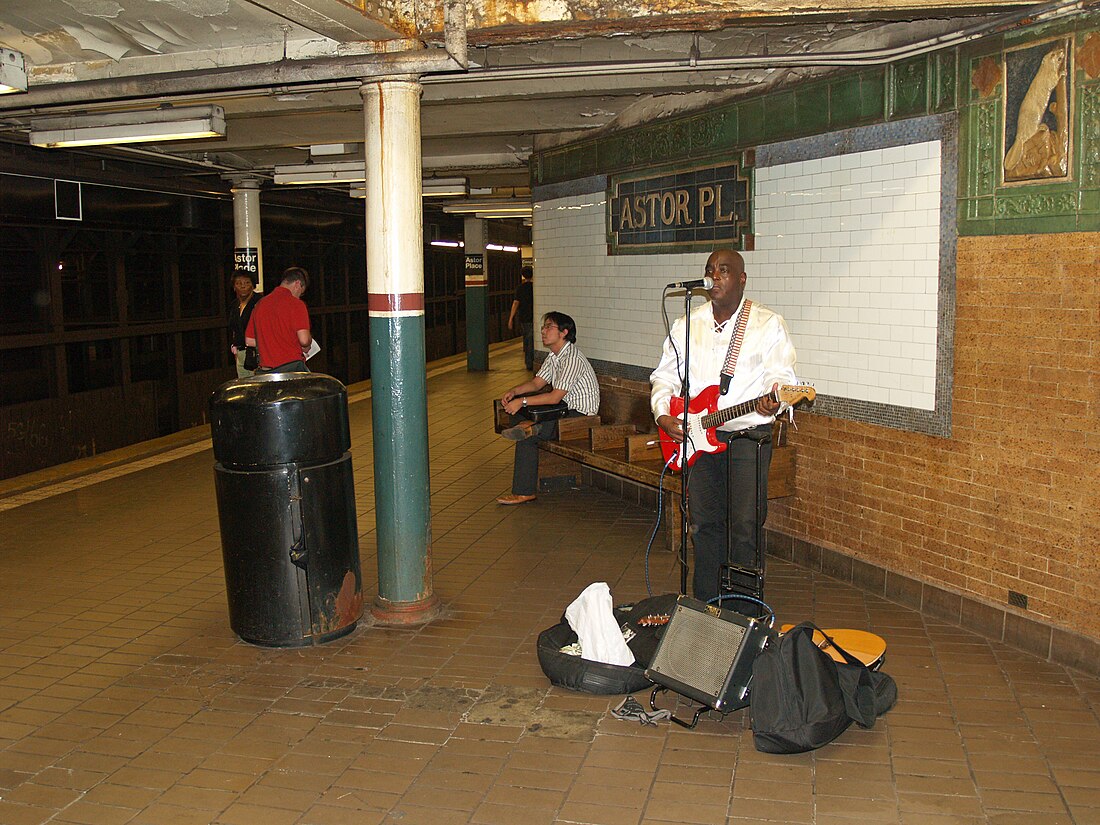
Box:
[531,11,1100,238]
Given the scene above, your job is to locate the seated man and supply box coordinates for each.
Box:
[497,312,600,505]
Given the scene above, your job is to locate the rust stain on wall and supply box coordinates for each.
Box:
[972,55,1002,98]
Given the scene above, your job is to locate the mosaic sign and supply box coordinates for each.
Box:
[607,161,751,254]
[233,247,259,276]
[464,253,486,287]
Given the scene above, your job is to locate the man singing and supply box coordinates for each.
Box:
[650,248,797,603]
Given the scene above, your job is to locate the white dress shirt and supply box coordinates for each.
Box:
[650,298,798,431]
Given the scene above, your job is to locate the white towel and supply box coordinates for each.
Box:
[564,582,635,667]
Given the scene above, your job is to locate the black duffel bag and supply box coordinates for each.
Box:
[749,622,897,753]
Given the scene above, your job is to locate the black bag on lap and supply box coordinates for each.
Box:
[521,400,569,423]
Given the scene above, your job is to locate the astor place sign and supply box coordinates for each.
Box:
[607,161,751,254]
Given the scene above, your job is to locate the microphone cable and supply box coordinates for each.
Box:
[643,451,677,597]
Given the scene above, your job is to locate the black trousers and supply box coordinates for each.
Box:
[510,410,582,495]
[518,321,534,370]
[686,424,773,603]
[257,359,309,375]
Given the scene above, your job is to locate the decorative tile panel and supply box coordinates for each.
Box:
[934,51,958,112]
[889,56,930,118]
[1080,83,1100,187]
[954,15,1100,234]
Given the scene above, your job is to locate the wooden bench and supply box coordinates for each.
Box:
[496,375,795,552]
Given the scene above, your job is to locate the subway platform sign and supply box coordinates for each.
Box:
[607,160,752,254]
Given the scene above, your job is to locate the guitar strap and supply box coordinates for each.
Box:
[718,300,752,396]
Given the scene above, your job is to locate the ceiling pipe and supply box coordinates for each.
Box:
[430,0,1083,82]
[444,0,469,71]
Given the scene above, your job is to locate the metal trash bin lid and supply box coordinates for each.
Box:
[209,373,351,468]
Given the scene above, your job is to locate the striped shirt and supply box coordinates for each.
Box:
[537,342,600,415]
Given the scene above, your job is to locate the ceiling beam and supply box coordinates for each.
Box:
[242,0,412,41]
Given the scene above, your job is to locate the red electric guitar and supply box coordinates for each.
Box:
[658,384,816,472]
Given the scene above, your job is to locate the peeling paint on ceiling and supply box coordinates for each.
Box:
[0,0,1051,192]
[60,0,123,18]
[153,0,234,17]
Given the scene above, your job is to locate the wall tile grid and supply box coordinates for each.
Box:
[532,195,708,369]
[753,142,941,411]
[533,142,943,415]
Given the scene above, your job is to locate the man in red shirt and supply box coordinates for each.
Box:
[245,266,313,373]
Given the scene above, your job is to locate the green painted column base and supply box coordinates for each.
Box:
[371,593,442,626]
[466,284,489,372]
[369,313,436,614]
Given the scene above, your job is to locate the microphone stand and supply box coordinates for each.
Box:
[678,287,695,596]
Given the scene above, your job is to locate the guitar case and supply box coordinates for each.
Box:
[536,594,679,694]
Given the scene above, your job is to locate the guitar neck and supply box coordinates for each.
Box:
[700,391,771,430]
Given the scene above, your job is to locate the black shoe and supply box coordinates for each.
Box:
[501,421,540,441]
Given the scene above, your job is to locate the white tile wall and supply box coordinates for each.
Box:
[532,140,942,411]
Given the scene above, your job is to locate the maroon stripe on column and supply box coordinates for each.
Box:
[367,292,425,312]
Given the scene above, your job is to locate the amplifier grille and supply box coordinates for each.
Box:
[650,604,748,699]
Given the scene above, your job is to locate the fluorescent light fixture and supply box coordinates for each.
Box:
[422,177,468,197]
[29,105,225,148]
[275,161,365,185]
[345,179,468,200]
[310,143,353,157]
[0,48,27,95]
[442,199,532,215]
[486,244,520,252]
[430,240,464,248]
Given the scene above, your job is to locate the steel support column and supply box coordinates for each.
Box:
[463,217,489,372]
[361,76,440,625]
[229,177,264,290]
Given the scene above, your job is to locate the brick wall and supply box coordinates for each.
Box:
[771,231,1100,640]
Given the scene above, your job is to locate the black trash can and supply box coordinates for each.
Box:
[209,373,363,647]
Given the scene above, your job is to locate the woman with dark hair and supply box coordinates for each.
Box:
[228,273,262,377]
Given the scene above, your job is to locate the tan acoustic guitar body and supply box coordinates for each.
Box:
[778,625,887,671]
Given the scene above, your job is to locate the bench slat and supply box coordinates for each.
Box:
[626,433,663,462]
[558,415,601,440]
[590,424,637,451]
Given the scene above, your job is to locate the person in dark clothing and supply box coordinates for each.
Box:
[228,274,262,378]
[508,266,535,370]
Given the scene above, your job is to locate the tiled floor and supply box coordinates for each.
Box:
[1,343,1099,825]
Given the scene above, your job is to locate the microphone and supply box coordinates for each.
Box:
[666,276,714,290]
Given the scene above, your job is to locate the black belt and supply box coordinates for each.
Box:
[716,423,773,444]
